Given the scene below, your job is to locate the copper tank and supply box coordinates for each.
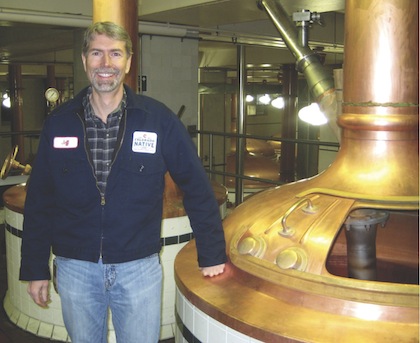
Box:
[226,93,280,189]
[175,0,419,341]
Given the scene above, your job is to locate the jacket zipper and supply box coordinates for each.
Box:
[77,109,127,259]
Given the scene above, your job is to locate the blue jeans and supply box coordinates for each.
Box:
[55,254,162,343]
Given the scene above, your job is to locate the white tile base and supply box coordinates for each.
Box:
[175,287,264,343]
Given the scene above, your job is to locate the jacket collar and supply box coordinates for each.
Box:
[63,84,148,117]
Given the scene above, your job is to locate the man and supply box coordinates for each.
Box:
[20,21,226,343]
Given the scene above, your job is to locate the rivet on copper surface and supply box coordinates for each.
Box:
[237,236,267,257]
[276,247,308,271]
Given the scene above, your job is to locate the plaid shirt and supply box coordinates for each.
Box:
[83,87,126,195]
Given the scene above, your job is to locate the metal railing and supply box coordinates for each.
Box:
[190,127,340,205]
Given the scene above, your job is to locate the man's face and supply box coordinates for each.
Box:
[82,34,132,93]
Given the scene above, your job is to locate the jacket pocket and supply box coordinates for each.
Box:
[52,158,94,206]
[116,154,166,204]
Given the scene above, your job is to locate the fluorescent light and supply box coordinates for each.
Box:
[298,103,328,125]
[271,96,284,109]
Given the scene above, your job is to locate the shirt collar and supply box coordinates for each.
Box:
[83,86,127,122]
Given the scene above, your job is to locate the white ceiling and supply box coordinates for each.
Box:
[139,0,345,27]
[0,0,345,80]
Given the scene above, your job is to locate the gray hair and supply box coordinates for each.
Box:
[82,21,133,57]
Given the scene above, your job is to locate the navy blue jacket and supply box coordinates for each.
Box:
[20,85,226,281]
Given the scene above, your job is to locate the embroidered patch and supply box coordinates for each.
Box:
[132,131,157,154]
[53,137,78,148]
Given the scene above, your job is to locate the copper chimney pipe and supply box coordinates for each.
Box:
[93,0,139,91]
[335,0,419,205]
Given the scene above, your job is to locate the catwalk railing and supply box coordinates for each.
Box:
[189,127,340,205]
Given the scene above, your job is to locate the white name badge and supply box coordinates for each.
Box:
[132,131,157,154]
[53,137,78,148]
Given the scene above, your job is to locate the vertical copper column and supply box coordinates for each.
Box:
[8,64,25,161]
[280,64,298,183]
[93,0,139,91]
[343,0,418,116]
[335,0,419,200]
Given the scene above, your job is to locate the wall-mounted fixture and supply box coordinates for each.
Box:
[271,96,284,109]
[298,102,327,125]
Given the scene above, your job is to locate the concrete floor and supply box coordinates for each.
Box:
[0,222,175,343]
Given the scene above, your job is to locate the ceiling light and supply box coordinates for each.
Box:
[258,94,271,105]
[271,97,284,109]
[246,95,254,102]
[298,103,328,125]
[2,94,10,108]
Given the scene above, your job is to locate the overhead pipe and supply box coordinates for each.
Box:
[258,0,340,141]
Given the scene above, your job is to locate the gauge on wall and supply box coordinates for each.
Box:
[45,87,59,103]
